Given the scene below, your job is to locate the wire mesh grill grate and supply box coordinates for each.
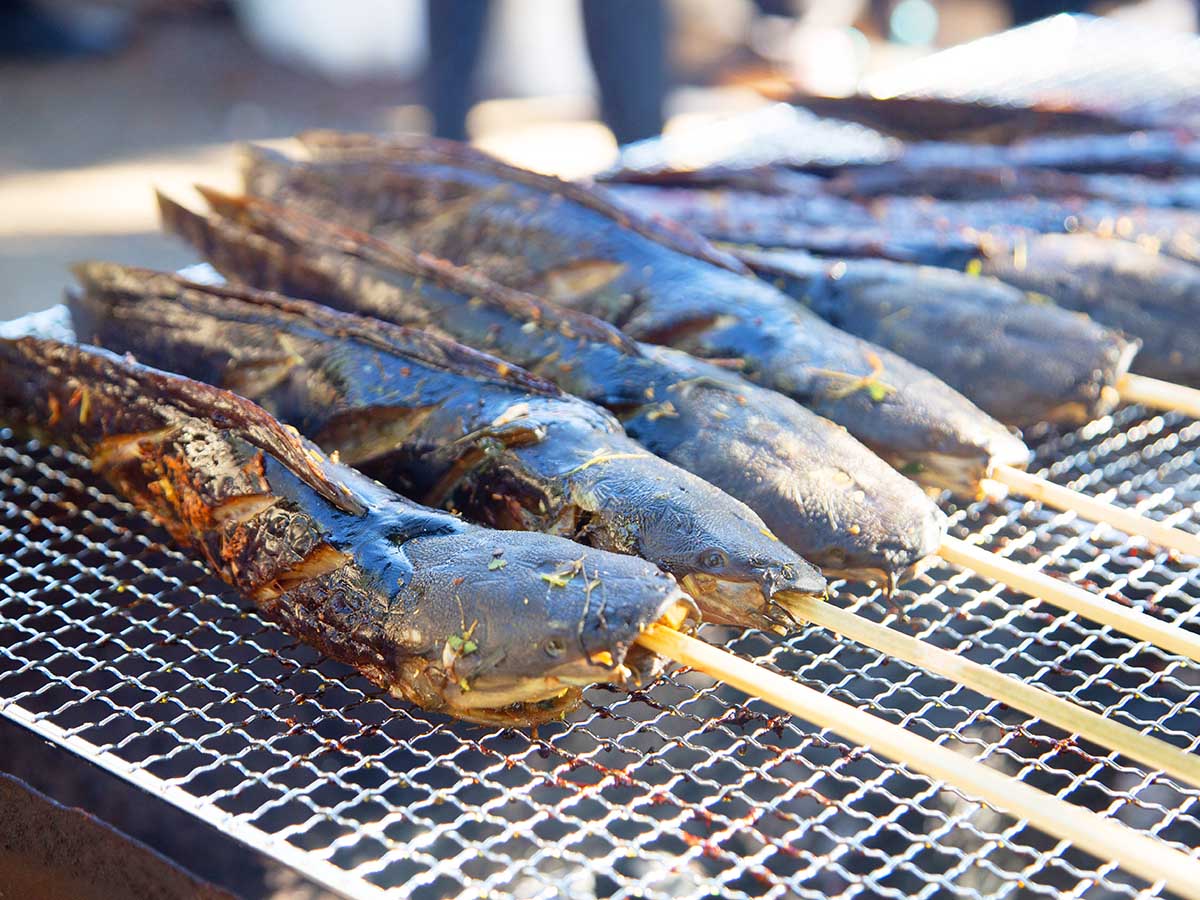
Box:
[3,399,1200,899]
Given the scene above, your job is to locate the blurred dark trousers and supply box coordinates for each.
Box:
[1007,0,1091,25]
[426,0,667,146]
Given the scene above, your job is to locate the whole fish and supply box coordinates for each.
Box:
[602,108,1199,182]
[606,183,983,268]
[781,93,1149,143]
[0,337,697,726]
[736,247,1140,427]
[870,195,1200,266]
[157,191,944,585]
[73,259,825,630]
[240,136,1029,496]
[831,165,1200,208]
[977,233,1200,385]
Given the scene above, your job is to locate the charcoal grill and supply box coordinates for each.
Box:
[5,18,1200,894]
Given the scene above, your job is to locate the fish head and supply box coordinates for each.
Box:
[771,448,948,585]
[397,529,698,726]
[574,455,827,633]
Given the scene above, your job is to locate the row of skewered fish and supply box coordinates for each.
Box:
[603,101,1200,394]
[3,121,1196,727]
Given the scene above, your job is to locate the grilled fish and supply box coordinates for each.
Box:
[157,192,944,585]
[780,93,1149,143]
[606,183,983,268]
[977,233,1200,385]
[736,247,1140,427]
[238,135,1029,495]
[870,195,1200,266]
[611,185,1200,387]
[831,164,1200,208]
[838,131,1200,179]
[73,258,825,631]
[0,337,698,726]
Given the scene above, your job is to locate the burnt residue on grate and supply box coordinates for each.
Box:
[2,407,1200,899]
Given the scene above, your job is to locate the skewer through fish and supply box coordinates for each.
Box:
[0,337,699,726]
[157,189,944,586]
[72,256,1200,790]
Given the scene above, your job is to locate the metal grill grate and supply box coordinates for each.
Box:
[4,393,1200,898]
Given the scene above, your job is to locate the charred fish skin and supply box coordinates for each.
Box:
[239,139,1030,496]
[831,164,1200,209]
[871,194,1200,268]
[159,191,946,584]
[737,247,1140,427]
[978,233,1200,385]
[783,93,1148,144]
[625,343,946,583]
[74,257,825,632]
[0,337,697,726]
[606,182,983,268]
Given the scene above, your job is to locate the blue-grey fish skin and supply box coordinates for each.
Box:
[160,190,946,583]
[783,93,1147,143]
[609,183,1197,390]
[239,137,1028,495]
[830,164,1200,209]
[73,259,822,631]
[0,337,695,726]
[978,233,1200,385]
[737,247,1140,427]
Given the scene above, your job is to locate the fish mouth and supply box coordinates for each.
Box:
[439,593,699,727]
[890,439,1029,498]
[681,573,825,634]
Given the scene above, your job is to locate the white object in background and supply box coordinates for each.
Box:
[477,0,596,100]
[234,0,427,81]
[0,306,75,342]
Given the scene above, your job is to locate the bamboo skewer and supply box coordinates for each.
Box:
[638,624,1200,900]
[784,594,1200,789]
[1119,372,1200,420]
[938,535,1200,662]
[992,464,1200,559]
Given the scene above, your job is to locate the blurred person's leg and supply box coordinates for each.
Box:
[751,0,795,16]
[581,0,667,145]
[0,0,126,57]
[1008,0,1090,26]
[426,0,492,141]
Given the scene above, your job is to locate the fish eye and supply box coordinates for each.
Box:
[543,637,566,658]
[699,549,729,571]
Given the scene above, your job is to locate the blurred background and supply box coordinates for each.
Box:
[1,2,1199,897]
[0,0,1197,320]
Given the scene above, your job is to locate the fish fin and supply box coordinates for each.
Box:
[191,188,643,376]
[313,405,439,467]
[540,259,628,301]
[290,131,752,274]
